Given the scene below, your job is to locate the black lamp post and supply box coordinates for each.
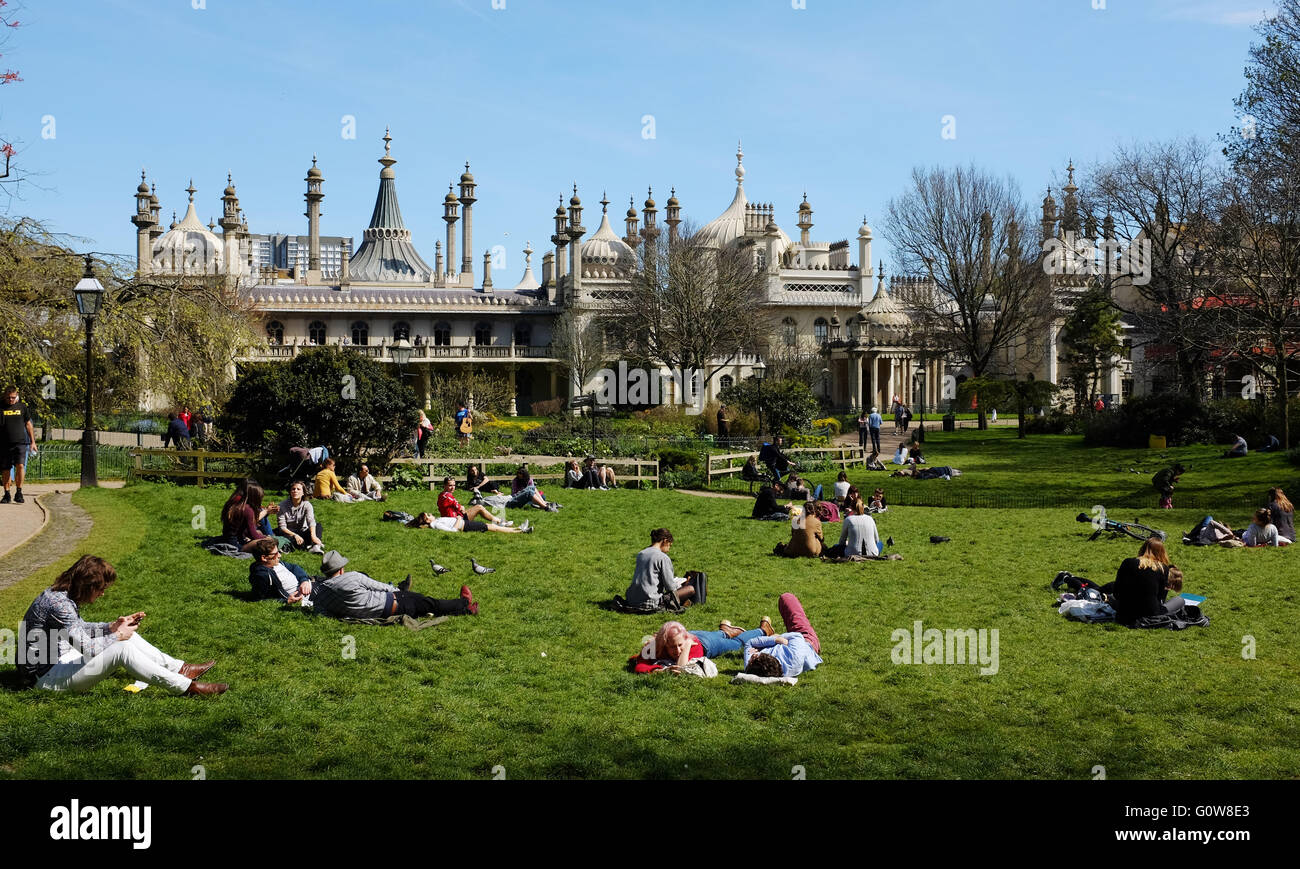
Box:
[73,256,104,488]
[752,359,767,442]
[391,337,413,381]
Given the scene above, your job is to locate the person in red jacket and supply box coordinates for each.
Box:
[437,477,511,526]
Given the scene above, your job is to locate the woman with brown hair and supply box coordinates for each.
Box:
[16,555,227,695]
[1267,487,1294,544]
[1106,539,1186,626]
[221,480,270,552]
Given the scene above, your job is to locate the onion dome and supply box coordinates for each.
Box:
[858,216,873,239]
[306,156,322,180]
[136,170,150,195]
[644,188,656,209]
[151,181,224,273]
[580,194,636,277]
[460,162,474,183]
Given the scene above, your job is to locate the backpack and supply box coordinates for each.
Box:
[1052,571,1105,601]
[814,500,841,523]
[382,510,415,523]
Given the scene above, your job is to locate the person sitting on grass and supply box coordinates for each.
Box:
[868,488,887,513]
[313,458,356,502]
[825,498,882,558]
[892,441,912,466]
[584,455,616,489]
[248,538,313,600]
[345,464,385,501]
[221,480,271,553]
[507,464,561,512]
[741,455,766,486]
[631,617,774,672]
[1242,508,1286,547]
[276,481,324,554]
[437,476,512,526]
[563,460,586,489]
[623,528,703,610]
[742,592,823,678]
[17,555,227,695]
[752,481,791,520]
[905,440,925,464]
[832,471,851,502]
[775,505,823,558]
[865,450,887,471]
[1222,433,1248,458]
[288,550,478,618]
[1100,540,1186,626]
[840,484,862,515]
[1267,487,1294,545]
[406,511,531,534]
[784,474,812,502]
[465,464,502,496]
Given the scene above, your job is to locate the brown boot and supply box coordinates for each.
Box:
[179,660,215,679]
[718,621,743,639]
[185,681,228,696]
[759,616,775,637]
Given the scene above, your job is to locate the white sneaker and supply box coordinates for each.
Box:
[502,520,515,527]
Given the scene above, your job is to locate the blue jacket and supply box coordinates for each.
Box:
[249,560,310,600]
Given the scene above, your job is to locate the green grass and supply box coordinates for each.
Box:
[1,435,1298,779]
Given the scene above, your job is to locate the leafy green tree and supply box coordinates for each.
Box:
[1060,286,1124,413]
[719,376,819,437]
[222,346,418,470]
[958,376,1057,439]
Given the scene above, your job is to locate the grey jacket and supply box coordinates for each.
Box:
[309,571,395,619]
[625,546,676,608]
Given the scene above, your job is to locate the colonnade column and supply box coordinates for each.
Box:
[869,355,879,412]
[421,366,432,411]
[507,365,518,417]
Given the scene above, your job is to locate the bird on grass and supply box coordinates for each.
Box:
[429,559,451,576]
[469,557,496,575]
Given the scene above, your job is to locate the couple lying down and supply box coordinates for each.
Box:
[631,593,822,679]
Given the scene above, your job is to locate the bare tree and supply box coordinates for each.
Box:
[1219,0,1300,446]
[550,308,608,396]
[609,224,770,387]
[1084,139,1229,404]
[884,164,1056,425]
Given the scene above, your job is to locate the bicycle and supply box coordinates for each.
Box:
[1075,512,1167,542]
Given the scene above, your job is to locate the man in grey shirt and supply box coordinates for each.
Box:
[288,551,477,619]
[623,529,703,608]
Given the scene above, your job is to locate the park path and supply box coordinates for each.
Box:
[0,482,122,592]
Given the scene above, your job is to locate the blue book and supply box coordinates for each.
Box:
[1182,594,1206,605]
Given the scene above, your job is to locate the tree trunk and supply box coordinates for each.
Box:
[1280,345,1291,450]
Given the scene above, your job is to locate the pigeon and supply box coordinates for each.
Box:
[886,536,895,548]
[429,559,451,576]
[469,557,496,575]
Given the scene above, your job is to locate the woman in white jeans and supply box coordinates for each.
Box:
[17,555,227,695]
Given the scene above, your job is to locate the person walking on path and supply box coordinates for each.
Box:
[1,385,38,504]
[857,411,869,451]
[717,404,731,439]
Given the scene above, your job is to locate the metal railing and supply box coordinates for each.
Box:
[19,445,134,481]
[381,454,659,490]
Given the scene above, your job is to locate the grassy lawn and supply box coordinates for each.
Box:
[1,433,1297,780]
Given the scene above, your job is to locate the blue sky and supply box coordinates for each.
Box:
[0,0,1277,278]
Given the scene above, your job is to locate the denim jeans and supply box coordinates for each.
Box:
[691,628,764,658]
[506,483,537,509]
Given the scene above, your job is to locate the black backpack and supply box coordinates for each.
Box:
[1052,571,1105,602]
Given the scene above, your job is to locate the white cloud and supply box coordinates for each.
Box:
[1155,1,1276,27]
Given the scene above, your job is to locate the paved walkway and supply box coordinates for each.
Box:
[0,483,124,586]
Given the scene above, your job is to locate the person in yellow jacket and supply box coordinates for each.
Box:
[313,458,355,502]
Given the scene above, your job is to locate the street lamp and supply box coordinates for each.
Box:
[752,358,767,442]
[72,255,104,488]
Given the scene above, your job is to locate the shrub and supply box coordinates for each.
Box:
[651,446,701,471]
[812,417,841,436]
[384,463,429,491]
[531,397,566,417]
[1023,410,1075,435]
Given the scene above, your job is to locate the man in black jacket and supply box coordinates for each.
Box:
[248,539,312,600]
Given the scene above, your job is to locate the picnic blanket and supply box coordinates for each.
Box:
[1058,599,1116,623]
[199,536,252,559]
[731,672,798,686]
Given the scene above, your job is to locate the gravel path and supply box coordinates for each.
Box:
[0,490,95,592]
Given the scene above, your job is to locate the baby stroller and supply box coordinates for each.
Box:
[280,446,328,490]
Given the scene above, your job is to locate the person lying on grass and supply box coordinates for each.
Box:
[742,592,823,679]
[286,550,478,617]
[437,477,512,526]
[406,511,531,534]
[631,617,777,673]
[17,555,227,696]
[248,538,314,601]
[623,528,702,609]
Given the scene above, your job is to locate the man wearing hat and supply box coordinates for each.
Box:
[287,550,478,618]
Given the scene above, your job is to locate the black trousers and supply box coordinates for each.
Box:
[393,591,468,617]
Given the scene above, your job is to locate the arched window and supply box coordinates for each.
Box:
[781,317,797,347]
[474,322,492,346]
[514,323,531,346]
[434,322,451,346]
[814,317,829,344]
[393,321,410,342]
[719,374,734,392]
[350,321,369,346]
[308,321,327,345]
[266,320,284,344]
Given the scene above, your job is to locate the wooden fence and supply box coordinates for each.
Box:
[381,455,660,490]
[704,445,865,489]
[129,448,257,488]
